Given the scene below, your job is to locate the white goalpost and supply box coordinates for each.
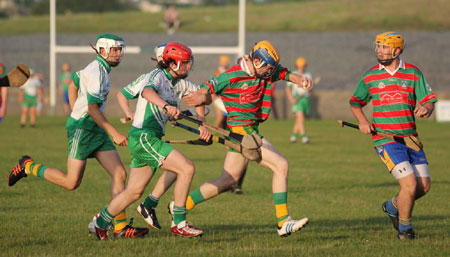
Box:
[49,0,246,115]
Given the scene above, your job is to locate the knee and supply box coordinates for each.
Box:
[275,160,289,177]
[64,181,81,190]
[129,190,144,202]
[181,160,195,177]
[401,180,417,196]
[113,168,127,182]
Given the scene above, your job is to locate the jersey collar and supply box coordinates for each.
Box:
[239,55,252,76]
[378,58,405,76]
[96,55,111,73]
[163,69,179,85]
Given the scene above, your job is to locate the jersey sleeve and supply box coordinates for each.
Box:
[177,79,200,98]
[0,64,6,77]
[84,68,103,105]
[200,72,229,95]
[415,72,437,106]
[72,71,80,89]
[349,78,371,107]
[271,65,291,82]
[121,73,148,99]
[143,70,164,93]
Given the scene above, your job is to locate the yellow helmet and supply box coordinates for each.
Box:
[295,57,307,67]
[251,40,280,68]
[374,32,404,55]
[219,55,230,64]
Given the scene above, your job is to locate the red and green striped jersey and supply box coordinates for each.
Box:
[350,60,437,147]
[200,56,290,127]
[0,62,6,106]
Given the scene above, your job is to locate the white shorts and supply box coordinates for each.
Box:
[391,161,430,180]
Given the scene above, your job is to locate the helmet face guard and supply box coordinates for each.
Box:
[374,32,404,65]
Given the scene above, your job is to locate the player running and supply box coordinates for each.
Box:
[93,42,210,240]
[285,57,315,144]
[8,33,148,239]
[19,69,43,128]
[181,40,313,237]
[349,32,437,240]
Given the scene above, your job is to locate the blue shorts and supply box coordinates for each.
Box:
[375,142,428,172]
[63,91,69,104]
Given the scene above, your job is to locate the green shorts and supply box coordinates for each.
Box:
[228,123,262,153]
[128,130,174,172]
[291,96,310,115]
[22,97,38,107]
[67,128,116,160]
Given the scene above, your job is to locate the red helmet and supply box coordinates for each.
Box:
[163,42,193,64]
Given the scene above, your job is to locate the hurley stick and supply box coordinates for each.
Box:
[0,64,30,87]
[337,120,423,152]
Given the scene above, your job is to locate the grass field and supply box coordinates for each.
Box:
[1,0,450,34]
[0,116,449,256]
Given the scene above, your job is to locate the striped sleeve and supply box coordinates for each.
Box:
[350,78,371,107]
[414,72,437,106]
[272,65,290,82]
[121,73,149,99]
[200,72,229,95]
[177,79,199,98]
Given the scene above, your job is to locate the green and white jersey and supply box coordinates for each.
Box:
[286,71,311,98]
[127,68,199,138]
[65,56,111,132]
[20,77,42,98]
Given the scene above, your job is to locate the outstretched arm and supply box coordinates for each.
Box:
[183,88,211,106]
[288,73,313,91]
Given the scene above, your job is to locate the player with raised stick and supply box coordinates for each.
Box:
[181,40,313,237]
[92,42,210,240]
[349,32,437,240]
[8,33,148,239]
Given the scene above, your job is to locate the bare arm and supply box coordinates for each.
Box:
[0,87,8,118]
[350,105,373,134]
[183,88,211,106]
[194,105,211,141]
[414,102,434,118]
[88,103,128,146]
[142,87,180,118]
[288,73,313,91]
[68,82,78,110]
[117,91,134,120]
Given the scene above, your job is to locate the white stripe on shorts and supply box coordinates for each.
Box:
[69,128,83,158]
[140,133,164,166]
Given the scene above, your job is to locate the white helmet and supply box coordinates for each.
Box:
[95,33,126,58]
[154,43,167,61]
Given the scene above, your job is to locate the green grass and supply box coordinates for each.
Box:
[0,116,449,256]
[1,0,450,34]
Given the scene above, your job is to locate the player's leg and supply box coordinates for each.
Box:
[137,170,177,229]
[20,105,28,127]
[95,150,127,198]
[186,151,248,211]
[94,166,152,240]
[29,106,36,127]
[159,149,204,237]
[232,164,248,194]
[413,164,430,199]
[290,110,299,143]
[396,169,417,239]
[258,138,309,236]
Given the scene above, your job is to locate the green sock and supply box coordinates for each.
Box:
[186,188,205,211]
[291,133,298,138]
[273,192,289,227]
[173,205,187,225]
[301,134,307,139]
[96,207,114,230]
[143,194,159,209]
[25,162,47,179]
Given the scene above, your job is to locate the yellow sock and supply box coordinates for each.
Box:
[25,161,32,175]
[275,203,289,227]
[186,196,195,211]
[113,211,127,232]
